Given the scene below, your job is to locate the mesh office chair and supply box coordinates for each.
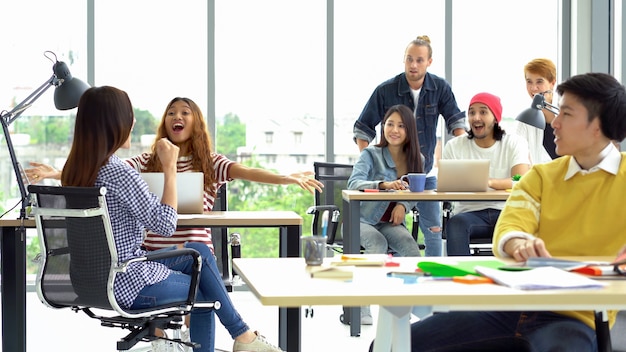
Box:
[29,185,219,351]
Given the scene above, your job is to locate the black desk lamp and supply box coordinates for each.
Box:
[1,51,90,220]
[515,93,560,129]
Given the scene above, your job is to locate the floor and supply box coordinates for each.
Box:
[6,286,626,351]
[6,287,378,351]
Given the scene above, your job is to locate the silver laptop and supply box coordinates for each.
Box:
[437,159,490,192]
[140,172,204,214]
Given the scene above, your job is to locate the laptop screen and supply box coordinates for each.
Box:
[140,172,204,214]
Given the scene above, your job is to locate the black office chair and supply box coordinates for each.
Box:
[441,202,494,256]
[308,161,423,334]
[28,185,219,351]
[311,161,422,250]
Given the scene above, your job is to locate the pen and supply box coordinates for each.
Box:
[359,189,396,192]
[321,210,329,238]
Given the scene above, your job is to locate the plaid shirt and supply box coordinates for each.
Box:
[95,155,178,308]
[125,153,234,252]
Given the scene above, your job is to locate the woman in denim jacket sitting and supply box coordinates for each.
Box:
[348,104,423,257]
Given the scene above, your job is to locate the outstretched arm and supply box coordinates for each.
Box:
[228,163,324,194]
[25,162,61,182]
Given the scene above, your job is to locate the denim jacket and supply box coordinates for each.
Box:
[347,146,416,226]
[353,72,466,173]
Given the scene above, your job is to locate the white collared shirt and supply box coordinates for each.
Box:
[564,143,621,180]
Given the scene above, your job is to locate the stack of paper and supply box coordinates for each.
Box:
[308,266,354,279]
[475,266,607,290]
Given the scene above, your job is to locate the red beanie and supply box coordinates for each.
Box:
[469,92,502,123]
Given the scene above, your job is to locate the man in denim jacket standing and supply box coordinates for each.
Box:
[353,35,466,257]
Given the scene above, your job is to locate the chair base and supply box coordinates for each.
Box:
[80,307,197,351]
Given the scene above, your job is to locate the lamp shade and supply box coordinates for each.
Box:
[52,61,90,110]
[515,93,547,129]
[515,108,546,129]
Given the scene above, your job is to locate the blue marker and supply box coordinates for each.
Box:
[321,210,329,238]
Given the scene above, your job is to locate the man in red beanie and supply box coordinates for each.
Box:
[442,92,530,256]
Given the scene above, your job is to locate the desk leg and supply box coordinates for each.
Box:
[278,225,301,352]
[1,225,26,352]
[373,306,411,352]
[342,198,362,336]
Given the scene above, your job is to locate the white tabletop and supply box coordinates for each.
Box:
[233,256,626,311]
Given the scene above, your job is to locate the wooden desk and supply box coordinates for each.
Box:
[233,256,626,352]
[0,211,302,352]
[340,189,511,336]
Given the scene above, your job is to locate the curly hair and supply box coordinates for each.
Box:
[143,97,217,196]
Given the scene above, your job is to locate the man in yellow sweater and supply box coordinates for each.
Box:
[405,72,626,351]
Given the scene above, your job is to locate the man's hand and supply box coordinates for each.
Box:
[356,138,369,152]
[504,237,552,262]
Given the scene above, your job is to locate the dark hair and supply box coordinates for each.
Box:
[144,97,217,195]
[61,86,134,186]
[376,104,424,173]
[556,72,626,141]
[467,124,506,140]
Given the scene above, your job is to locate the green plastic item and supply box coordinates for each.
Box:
[417,259,505,277]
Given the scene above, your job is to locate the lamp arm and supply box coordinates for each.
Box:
[1,74,57,219]
[543,101,560,116]
[3,74,57,126]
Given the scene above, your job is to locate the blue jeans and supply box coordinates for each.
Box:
[407,311,597,351]
[360,222,421,256]
[419,176,442,256]
[446,208,500,256]
[131,242,249,352]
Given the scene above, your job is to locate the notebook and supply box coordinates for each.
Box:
[437,159,490,192]
[140,172,204,214]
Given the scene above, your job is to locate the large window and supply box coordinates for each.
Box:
[94,0,208,158]
[334,0,446,162]
[451,0,559,131]
[0,0,87,210]
[215,0,326,174]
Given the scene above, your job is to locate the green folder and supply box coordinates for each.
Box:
[418,259,505,277]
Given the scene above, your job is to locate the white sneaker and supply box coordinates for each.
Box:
[151,337,175,352]
[232,331,284,352]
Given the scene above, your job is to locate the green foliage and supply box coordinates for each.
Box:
[26,235,41,274]
[214,114,314,258]
[216,113,246,160]
[132,108,158,143]
[15,116,73,144]
[227,157,316,258]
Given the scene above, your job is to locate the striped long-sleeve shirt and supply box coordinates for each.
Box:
[125,152,235,253]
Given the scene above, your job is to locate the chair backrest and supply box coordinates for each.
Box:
[210,184,233,285]
[29,185,117,311]
[313,162,353,244]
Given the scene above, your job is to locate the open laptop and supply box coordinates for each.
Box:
[140,172,204,214]
[437,159,490,192]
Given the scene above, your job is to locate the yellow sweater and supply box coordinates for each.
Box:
[494,153,626,328]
